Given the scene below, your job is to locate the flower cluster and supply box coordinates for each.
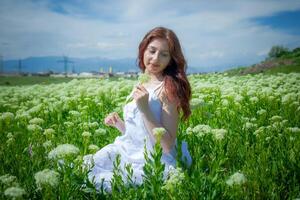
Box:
[34,169,60,189]
[48,144,80,160]
[4,186,26,199]
[162,167,185,192]
[152,127,167,142]
[226,172,247,186]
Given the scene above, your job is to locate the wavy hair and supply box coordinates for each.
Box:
[137,27,191,121]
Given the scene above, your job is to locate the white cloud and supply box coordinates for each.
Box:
[0,0,300,70]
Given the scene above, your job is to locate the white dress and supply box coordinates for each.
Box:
[83,81,192,191]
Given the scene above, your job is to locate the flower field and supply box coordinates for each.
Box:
[0,73,299,199]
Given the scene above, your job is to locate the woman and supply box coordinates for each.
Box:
[84,27,192,191]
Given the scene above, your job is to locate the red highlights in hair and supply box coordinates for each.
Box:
[137,27,191,121]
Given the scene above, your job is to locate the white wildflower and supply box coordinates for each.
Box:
[254,126,265,136]
[211,129,227,140]
[226,172,246,186]
[153,127,166,142]
[29,117,44,125]
[290,101,299,108]
[42,141,52,149]
[286,127,300,133]
[257,109,267,115]
[34,169,59,189]
[162,167,185,192]
[243,122,257,130]
[64,121,74,128]
[27,124,42,132]
[1,112,14,123]
[94,128,107,136]
[250,117,257,122]
[234,102,242,109]
[249,96,259,103]
[190,98,205,109]
[193,124,212,137]
[282,93,296,104]
[43,128,55,137]
[221,99,229,106]
[82,131,92,138]
[247,90,256,96]
[88,144,100,153]
[15,112,30,121]
[186,127,193,135]
[270,115,282,122]
[6,138,15,146]
[268,95,275,101]
[126,73,150,103]
[207,100,213,106]
[69,110,81,117]
[0,174,17,186]
[234,94,243,102]
[7,132,13,139]
[88,122,99,129]
[48,144,80,160]
[4,186,26,198]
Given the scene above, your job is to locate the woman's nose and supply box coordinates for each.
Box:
[152,52,160,62]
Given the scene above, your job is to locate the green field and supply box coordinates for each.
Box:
[0,76,84,86]
[0,73,299,199]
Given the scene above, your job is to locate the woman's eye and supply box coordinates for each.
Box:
[162,54,169,57]
[149,50,156,54]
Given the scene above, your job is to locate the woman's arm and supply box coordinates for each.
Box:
[133,85,178,153]
[104,112,126,134]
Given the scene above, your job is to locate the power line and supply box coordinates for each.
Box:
[57,55,74,77]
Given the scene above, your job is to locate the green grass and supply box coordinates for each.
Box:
[0,76,74,86]
[263,64,300,74]
[0,73,299,199]
[224,54,300,76]
[0,76,136,86]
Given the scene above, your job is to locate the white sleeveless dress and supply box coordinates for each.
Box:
[83,81,192,191]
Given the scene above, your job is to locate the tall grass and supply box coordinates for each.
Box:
[0,73,299,199]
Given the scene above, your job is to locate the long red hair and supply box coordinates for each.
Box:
[137,27,191,121]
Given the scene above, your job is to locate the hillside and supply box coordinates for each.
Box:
[225,47,300,75]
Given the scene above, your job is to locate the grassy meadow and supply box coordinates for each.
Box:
[0,72,299,199]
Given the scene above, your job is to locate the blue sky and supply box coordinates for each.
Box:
[1,0,300,70]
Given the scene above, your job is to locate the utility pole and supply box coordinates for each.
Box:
[0,55,3,74]
[72,63,76,74]
[57,56,74,77]
[18,59,22,74]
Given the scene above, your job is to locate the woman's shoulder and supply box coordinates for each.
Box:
[157,86,179,110]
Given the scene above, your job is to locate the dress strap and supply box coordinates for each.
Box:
[153,81,164,92]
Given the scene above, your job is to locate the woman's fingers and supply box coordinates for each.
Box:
[137,85,147,92]
[104,114,115,126]
[104,112,121,126]
[112,115,118,123]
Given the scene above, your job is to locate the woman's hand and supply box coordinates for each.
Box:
[133,84,150,113]
[104,112,125,134]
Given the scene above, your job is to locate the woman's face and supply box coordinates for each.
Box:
[143,38,171,77]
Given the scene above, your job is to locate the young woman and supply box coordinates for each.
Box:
[84,27,192,191]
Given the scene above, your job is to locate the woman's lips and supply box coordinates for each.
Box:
[150,63,160,68]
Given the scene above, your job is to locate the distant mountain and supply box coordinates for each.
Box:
[2,56,204,74]
[2,56,139,73]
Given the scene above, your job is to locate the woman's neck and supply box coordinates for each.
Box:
[149,73,164,82]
